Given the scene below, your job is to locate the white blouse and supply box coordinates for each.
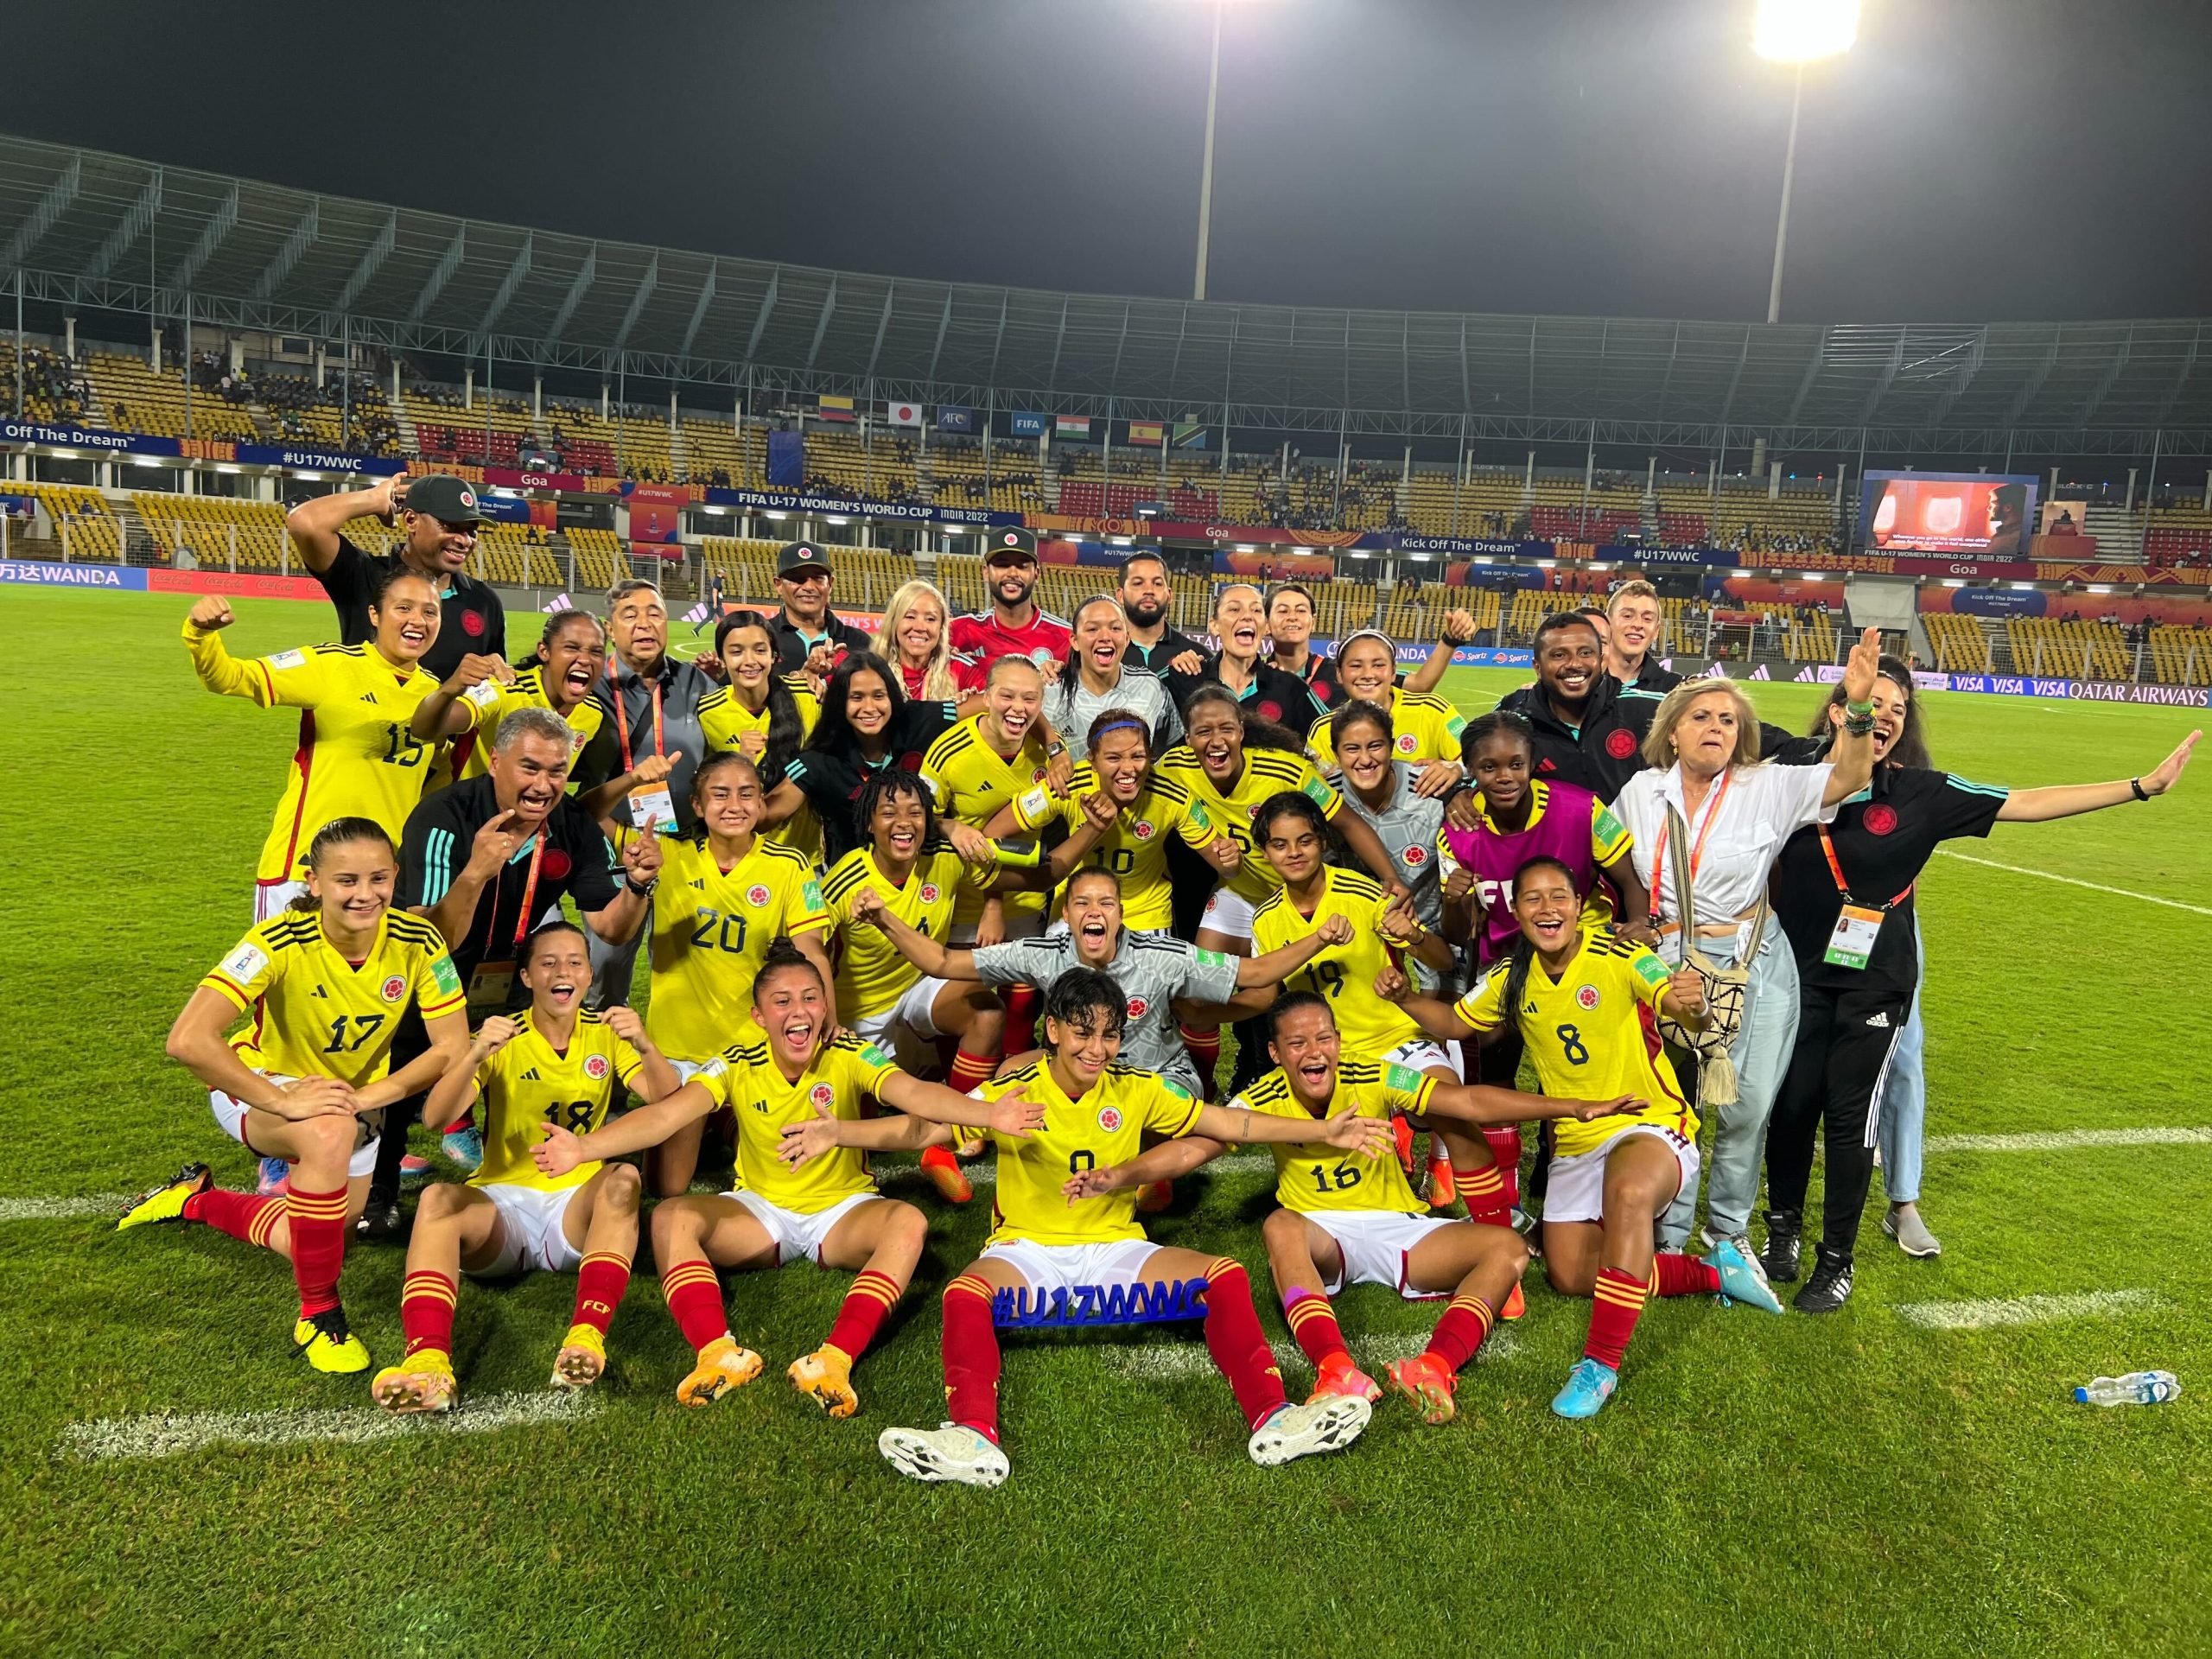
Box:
[1613,760,1836,963]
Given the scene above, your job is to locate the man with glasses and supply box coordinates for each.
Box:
[950,527,1071,690]
[763,540,874,677]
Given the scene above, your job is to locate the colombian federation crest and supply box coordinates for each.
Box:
[1133,820,1156,840]
[811,1083,836,1109]
[584,1054,611,1080]
[1605,729,1637,759]
[379,975,408,1003]
[1395,734,1418,755]
[1402,844,1427,866]
[746,883,772,907]
[919,883,942,906]
[1126,996,1150,1020]
[1097,1104,1124,1132]
[1575,984,1601,1011]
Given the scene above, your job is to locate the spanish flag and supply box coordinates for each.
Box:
[1126,420,1165,447]
[817,394,855,423]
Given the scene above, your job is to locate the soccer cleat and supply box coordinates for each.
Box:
[1792,1250,1855,1314]
[789,1343,860,1418]
[676,1335,765,1407]
[550,1323,607,1389]
[1884,1205,1942,1259]
[354,1197,404,1243]
[1391,1116,1415,1175]
[1249,1394,1371,1466]
[372,1348,456,1412]
[1384,1352,1459,1426]
[879,1422,1009,1487]
[398,1154,432,1183]
[255,1156,290,1198]
[441,1126,484,1173]
[1425,1158,1457,1208]
[294,1306,371,1375]
[118,1163,211,1230]
[1550,1357,1618,1420]
[1707,1237,1784,1314]
[919,1143,973,1205]
[1309,1353,1382,1406]
[1500,1281,1527,1322]
[953,1133,987,1160]
[1760,1210,1803,1284]
[1135,1179,1174,1214]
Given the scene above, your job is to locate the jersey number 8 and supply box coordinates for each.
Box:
[1554,1023,1591,1065]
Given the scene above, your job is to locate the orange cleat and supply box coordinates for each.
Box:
[1426,1158,1457,1208]
[919,1143,972,1204]
[1501,1281,1527,1322]
[1386,1351,1459,1426]
[1135,1180,1174,1214]
[1310,1352,1382,1405]
[1392,1116,1415,1174]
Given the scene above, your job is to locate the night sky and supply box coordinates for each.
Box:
[11,0,2212,325]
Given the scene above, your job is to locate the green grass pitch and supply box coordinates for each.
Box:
[3,587,2208,1655]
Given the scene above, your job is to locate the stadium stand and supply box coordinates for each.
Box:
[0,342,93,423]
[2005,617,2130,680]
[86,353,259,442]
[9,480,123,561]
[2148,626,2212,686]
[2143,505,2212,570]
[1922,613,1993,672]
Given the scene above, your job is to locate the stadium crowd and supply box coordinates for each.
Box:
[117,473,2197,1488]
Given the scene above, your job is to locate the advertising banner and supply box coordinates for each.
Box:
[1,419,406,475]
[625,481,690,544]
[1031,514,1361,549]
[147,568,327,601]
[0,557,148,589]
[937,406,975,434]
[709,486,1018,527]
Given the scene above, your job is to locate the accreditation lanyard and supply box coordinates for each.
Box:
[612,676,665,772]
[467,831,546,1010]
[1816,821,1915,970]
[1649,768,1732,929]
[613,673,678,832]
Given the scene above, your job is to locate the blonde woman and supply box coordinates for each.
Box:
[880,579,961,702]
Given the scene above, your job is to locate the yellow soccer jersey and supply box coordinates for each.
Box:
[820,844,993,1018]
[469,1008,645,1192]
[696,1031,901,1213]
[203,908,464,1088]
[1154,744,1344,906]
[647,836,831,1060]
[1235,1058,1434,1216]
[185,620,444,882]
[1249,868,1425,1053]
[455,664,604,783]
[1453,925,1694,1157]
[1310,688,1469,772]
[1008,765,1218,929]
[699,677,826,866]
[963,1059,1203,1247]
[920,715,1052,926]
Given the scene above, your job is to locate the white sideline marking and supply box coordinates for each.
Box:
[1894,1289,2155,1332]
[1100,1327,1521,1382]
[60,1388,594,1463]
[0,1196,117,1223]
[1926,1126,2212,1154]
[1935,850,2212,918]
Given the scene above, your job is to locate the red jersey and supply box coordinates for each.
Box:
[949,607,1073,690]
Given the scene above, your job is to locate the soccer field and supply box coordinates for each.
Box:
[3,587,2208,1656]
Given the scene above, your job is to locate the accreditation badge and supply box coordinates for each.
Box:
[1822,905,1885,970]
[627,783,679,834]
[467,960,518,1011]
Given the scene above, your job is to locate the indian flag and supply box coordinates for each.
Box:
[1055,414,1091,440]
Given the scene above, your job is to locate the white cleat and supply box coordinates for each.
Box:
[1248,1393,1372,1467]
[878,1421,1010,1488]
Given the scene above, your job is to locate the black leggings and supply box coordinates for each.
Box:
[1764,982,1912,1263]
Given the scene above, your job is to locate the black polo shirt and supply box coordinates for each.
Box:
[1770,766,2008,996]
[1494,676,1662,801]
[1164,658,1332,740]
[314,534,505,683]
[765,609,874,674]
[581,652,716,834]
[1618,656,1683,693]
[1123,626,1207,679]
[398,776,624,984]
[781,699,958,868]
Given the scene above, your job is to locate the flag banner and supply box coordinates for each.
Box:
[1055,415,1091,440]
[885,400,924,427]
[543,592,573,613]
[937,405,975,433]
[768,432,805,488]
[1173,421,1207,449]
[1125,420,1165,447]
[817,394,855,423]
[1010,411,1048,437]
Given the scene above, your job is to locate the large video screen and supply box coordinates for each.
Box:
[1859,471,2038,557]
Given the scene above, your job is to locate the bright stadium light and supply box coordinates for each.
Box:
[1754,0,1859,322]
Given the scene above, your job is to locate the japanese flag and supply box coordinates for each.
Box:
[885,400,924,427]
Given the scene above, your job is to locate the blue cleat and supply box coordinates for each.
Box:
[255,1156,290,1197]
[1551,1357,1619,1420]
[442,1126,484,1173]
[1707,1237,1784,1314]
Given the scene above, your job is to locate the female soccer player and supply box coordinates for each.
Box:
[697,609,821,861]
[1761,669,2197,1311]
[984,708,1241,931]
[410,607,608,782]
[119,819,470,1374]
[1331,698,1452,950]
[1384,856,1783,1419]
[1043,596,1182,752]
[880,578,962,702]
[920,655,1066,950]
[644,751,838,1194]
[1065,993,1637,1422]
[1307,629,1465,794]
[779,969,1398,1488]
[532,944,1044,1415]
[371,921,681,1412]
[184,578,446,919]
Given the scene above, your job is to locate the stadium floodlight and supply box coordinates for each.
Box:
[1754,1,1858,323]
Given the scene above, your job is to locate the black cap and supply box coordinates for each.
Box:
[775,540,833,578]
[984,526,1039,565]
[400,474,486,525]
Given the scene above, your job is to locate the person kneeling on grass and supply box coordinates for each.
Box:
[1379,855,1783,1421]
[372,922,683,1414]
[1064,993,1640,1425]
[532,942,1046,1417]
[777,969,1399,1489]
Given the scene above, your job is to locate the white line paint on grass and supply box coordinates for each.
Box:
[0,1196,118,1224]
[1100,1326,1521,1382]
[1894,1289,2156,1332]
[1926,1126,2212,1154]
[1936,850,2212,918]
[60,1388,594,1463]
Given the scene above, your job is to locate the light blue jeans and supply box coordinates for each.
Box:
[1875,921,1928,1205]
[1659,913,1800,1248]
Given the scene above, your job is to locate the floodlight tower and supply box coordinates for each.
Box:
[1754,0,1860,324]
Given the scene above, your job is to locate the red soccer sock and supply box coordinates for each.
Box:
[570,1250,632,1338]
[660,1259,731,1352]
[942,1274,1002,1443]
[1483,1126,1524,1208]
[400,1269,458,1357]
[181,1187,284,1248]
[1453,1162,1512,1229]
[1179,1023,1222,1098]
[1652,1252,1722,1298]
[1425,1292,1497,1374]
[1204,1259,1288,1430]
[1282,1287,1351,1370]
[946,1045,999,1095]
[1003,983,1040,1053]
[825,1268,902,1361]
[1584,1266,1650,1371]
[283,1185,349,1319]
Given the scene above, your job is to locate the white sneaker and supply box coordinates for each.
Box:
[879,1422,1009,1488]
[1247,1394,1372,1468]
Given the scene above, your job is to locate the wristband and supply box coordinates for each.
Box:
[625,874,658,896]
[1844,698,1874,718]
[2130,777,2149,802]
[1046,741,1068,759]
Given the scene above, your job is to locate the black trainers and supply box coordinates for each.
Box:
[1791,1249,1854,1313]
[1760,1210,1802,1283]
[353,1195,404,1243]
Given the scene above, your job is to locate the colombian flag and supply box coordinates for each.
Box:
[817,394,855,423]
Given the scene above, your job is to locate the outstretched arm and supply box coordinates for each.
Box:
[1995,731,2196,821]
[877,1071,1045,1135]
[1187,1103,1396,1156]
[1235,912,1353,988]
[779,1104,955,1168]
[1419,1081,1643,1128]
[1060,1136,1230,1203]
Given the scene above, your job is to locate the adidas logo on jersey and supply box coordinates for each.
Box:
[359,693,379,703]
[312,983,329,998]
[522,1067,541,1080]
[690,878,705,890]
[1866,1011,1891,1029]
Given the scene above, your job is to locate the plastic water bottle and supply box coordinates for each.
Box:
[2073,1371,2181,1406]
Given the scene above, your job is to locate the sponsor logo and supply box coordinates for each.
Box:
[269,649,308,670]
[1133,820,1156,840]
[746,884,772,907]
[583,1054,610,1080]
[1097,1104,1124,1133]
[1575,984,1600,1011]
[919,883,941,906]
[1605,730,1637,759]
[1126,996,1149,1020]
[461,610,486,638]
[811,1083,836,1109]
[1863,804,1898,836]
[1866,1010,1891,1029]
[1402,844,1427,866]
[380,974,408,1003]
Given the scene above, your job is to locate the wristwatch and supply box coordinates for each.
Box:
[624,874,658,897]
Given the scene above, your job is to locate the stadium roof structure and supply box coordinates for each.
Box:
[3,131,2209,456]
